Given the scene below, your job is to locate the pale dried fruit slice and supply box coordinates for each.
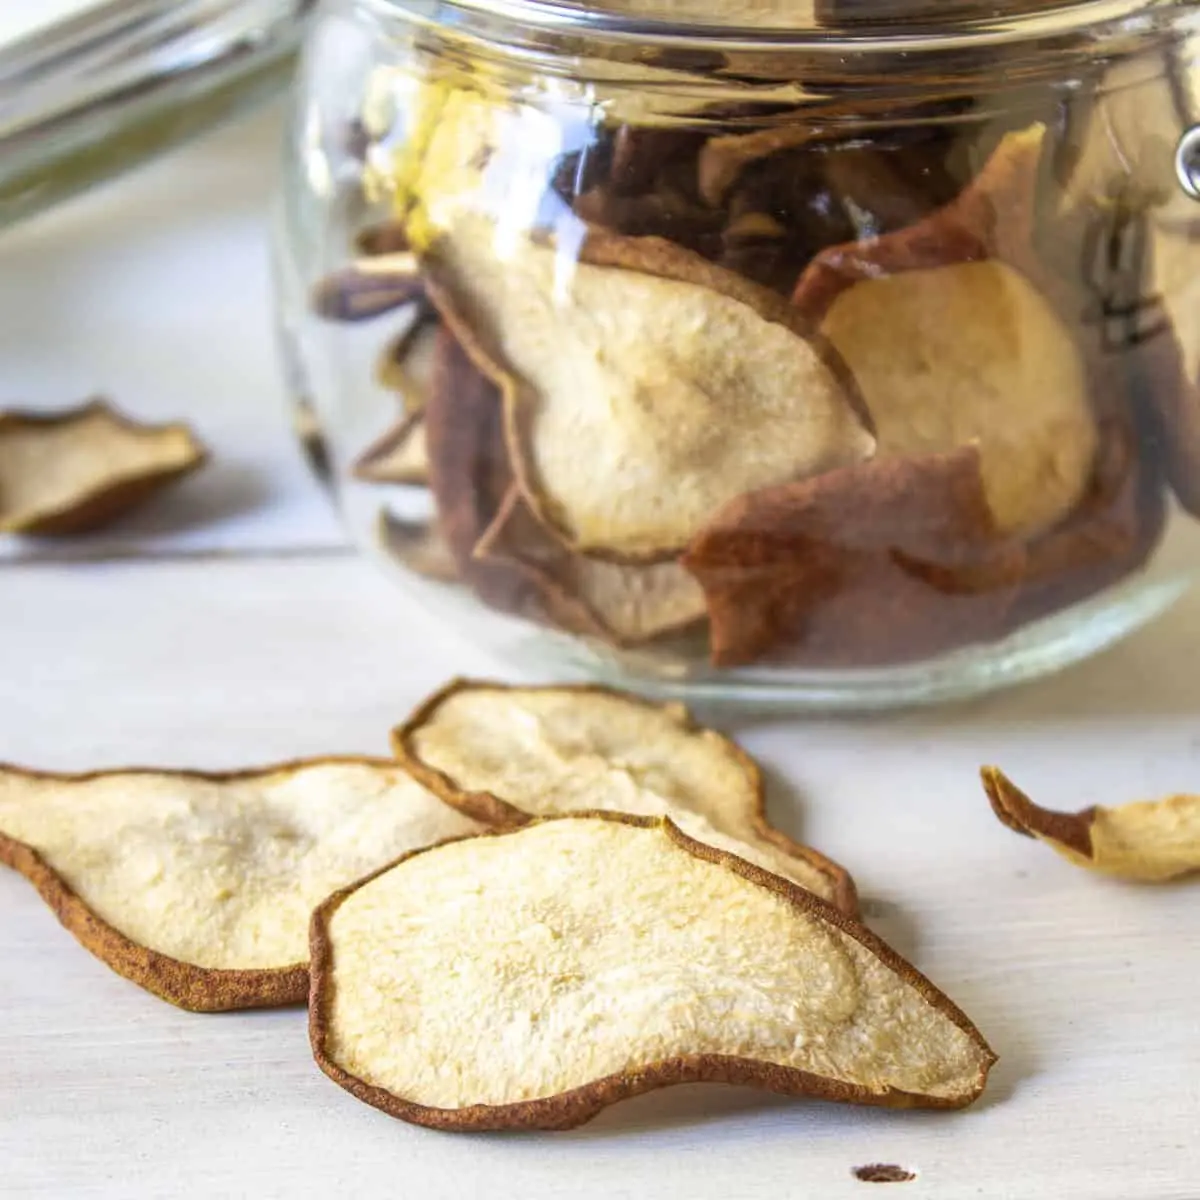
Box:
[0,400,206,536]
[698,125,817,207]
[0,759,481,1010]
[792,124,1100,539]
[392,679,856,912]
[422,214,874,561]
[682,447,1023,668]
[982,766,1200,883]
[374,315,440,409]
[423,324,534,614]
[310,813,995,1130]
[375,510,459,584]
[352,414,429,486]
[474,489,707,645]
[312,254,424,322]
[817,260,1096,539]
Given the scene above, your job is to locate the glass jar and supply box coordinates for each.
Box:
[273,0,1200,709]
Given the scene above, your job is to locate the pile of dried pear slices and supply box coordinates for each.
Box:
[4,678,1195,1131]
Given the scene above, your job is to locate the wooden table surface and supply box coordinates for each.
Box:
[1,106,1198,1200]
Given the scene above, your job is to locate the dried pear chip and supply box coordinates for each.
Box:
[374,314,440,407]
[792,122,1045,319]
[474,488,707,646]
[310,813,994,1130]
[982,766,1200,882]
[817,260,1096,539]
[352,414,429,486]
[0,759,481,1010]
[312,254,424,322]
[699,125,818,207]
[792,125,1098,539]
[392,679,856,912]
[0,400,206,536]
[375,510,459,584]
[423,323,535,613]
[682,447,1023,668]
[422,214,874,561]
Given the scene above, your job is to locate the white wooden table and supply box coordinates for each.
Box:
[2,105,1199,1200]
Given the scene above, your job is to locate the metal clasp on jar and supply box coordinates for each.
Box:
[1175,124,1200,199]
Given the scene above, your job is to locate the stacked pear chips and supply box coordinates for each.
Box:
[0,681,997,1129]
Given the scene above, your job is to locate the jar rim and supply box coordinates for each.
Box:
[377,0,1182,49]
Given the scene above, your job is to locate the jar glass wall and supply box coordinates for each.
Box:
[274,0,1200,709]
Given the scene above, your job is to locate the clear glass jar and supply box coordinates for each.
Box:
[273,0,1200,709]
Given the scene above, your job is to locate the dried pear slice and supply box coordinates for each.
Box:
[423,324,535,613]
[0,759,481,1010]
[422,214,874,561]
[352,414,429,486]
[375,510,459,584]
[312,254,424,322]
[474,488,707,645]
[682,447,1022,668]
[310,813,994,1130]
[1012,415,1166,626]
[817,260,1096,539]
[392,679,856,912]
[792,125,1101,539]
[374,315,440,407]
[0,400,206,536]
[793,125,1097,539]
[982,766,1200,882]
[699,125,818,207]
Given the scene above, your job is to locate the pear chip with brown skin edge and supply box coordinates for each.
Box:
[352,413,430,486]
[0,758,482,1011]
[0,399,206,536]
[982,766,1200,882]
[392,678,857,913]
[474,489,708,646]
[308,812,995,1131]
[421,215,874,562]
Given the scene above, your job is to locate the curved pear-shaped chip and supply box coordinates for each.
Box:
[393,679,856,913]
[353,414,429,486]
[0,400,206,536]
[982,766,1200,883]
[0,759,482,1011]
[475,489,707,645]
[310,814,994,1130]
[423,215,874,561]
